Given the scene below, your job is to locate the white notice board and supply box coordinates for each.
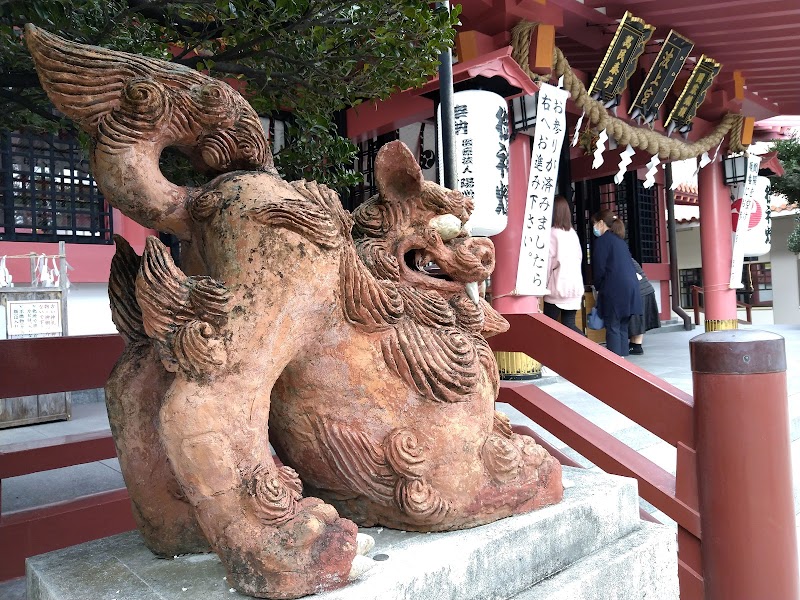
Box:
[6,299,63,338]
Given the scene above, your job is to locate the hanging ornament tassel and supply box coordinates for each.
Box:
[49,257,60,287]
[63,260,73,290]
[0,256,12,288]
[35,254,54,286]
[592,129,608,169]
[571,111,585,147]
[643,155,661,189]
[614,144,635,185]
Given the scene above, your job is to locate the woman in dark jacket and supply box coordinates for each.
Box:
[628,258,660,354]
[591,209,642,356]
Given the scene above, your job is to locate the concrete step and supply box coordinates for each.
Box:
[26,468,669,600]
[650,321,696,334]
[512,521,678,600]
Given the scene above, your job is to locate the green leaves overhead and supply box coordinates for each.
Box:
[769,136,800,207]
[0,0,460,191]
[768,136,800,253]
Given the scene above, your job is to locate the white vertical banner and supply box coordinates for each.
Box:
[515,83,570,296]
[729,153,762,288]
[730,175,772,258]
[437,90,510,236]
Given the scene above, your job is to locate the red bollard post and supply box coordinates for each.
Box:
[691,330,799,600]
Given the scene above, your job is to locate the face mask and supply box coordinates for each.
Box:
[593,226,602,237]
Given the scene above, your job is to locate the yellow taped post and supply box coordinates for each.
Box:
[494,351,542,381]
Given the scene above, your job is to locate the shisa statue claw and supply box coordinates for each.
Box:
[27,24,563,599]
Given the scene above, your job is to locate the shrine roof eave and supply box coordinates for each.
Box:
[412,46,538,100]
[346,47,538,141]
[758,151,784,178]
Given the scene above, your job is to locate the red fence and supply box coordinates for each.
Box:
[490,313,798,600]
[2,322,797,598]
[0,335,133,581]
[489,314,703,599]
[691,285,752,325]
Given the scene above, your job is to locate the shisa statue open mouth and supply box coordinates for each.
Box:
[401,214,495,307]
[27,23,563,600]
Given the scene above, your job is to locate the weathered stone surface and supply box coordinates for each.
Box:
[26,25,563,600]
[28,469,666,600]
[514,522,678,600]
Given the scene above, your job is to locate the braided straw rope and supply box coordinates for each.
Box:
[511,21,746,161]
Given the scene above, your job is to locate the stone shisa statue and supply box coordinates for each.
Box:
[26,25,563,599]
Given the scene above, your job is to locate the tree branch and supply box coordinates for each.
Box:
[0,72,43,89]
[0,89,60,123]
[125,0,226,37]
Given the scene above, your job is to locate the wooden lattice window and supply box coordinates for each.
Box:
[0,130,112,244]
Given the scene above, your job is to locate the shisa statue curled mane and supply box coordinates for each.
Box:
[26,25,563,599]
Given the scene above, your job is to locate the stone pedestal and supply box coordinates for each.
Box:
[27,468,678,600]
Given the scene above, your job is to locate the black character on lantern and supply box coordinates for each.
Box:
[496,143,509,178]
[496,107,510,141]
[495,183,509,215]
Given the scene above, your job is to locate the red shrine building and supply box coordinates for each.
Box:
[2,1,799,338]
[2,4,800,599]
[344,0,800,335]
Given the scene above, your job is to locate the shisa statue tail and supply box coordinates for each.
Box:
[105,235,211,556]
[25,23,274,240]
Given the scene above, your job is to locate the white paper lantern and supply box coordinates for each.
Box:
[437,90,509,237]
[731,176,771,258]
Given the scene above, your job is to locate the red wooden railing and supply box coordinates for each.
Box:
[490,313,704,598]
[691,285,752,325]
[0,335,133,581]
[2,323,797,598]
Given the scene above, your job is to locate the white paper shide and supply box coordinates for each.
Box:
[515,83,570,296]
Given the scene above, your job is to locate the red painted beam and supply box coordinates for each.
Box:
[674,20,800,38]
[489,313,695,447]
[511,423,662,524]
[0,335,124,398]
[690,34,799,49]
[0,431,117,479]
[0,489,136,581]
[499,381,701,535]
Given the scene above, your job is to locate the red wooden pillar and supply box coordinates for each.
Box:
[697,159,738,331]
[691,330,799,600]
[490,135,540,314]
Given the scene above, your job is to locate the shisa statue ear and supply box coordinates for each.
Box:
[374,140,425,203]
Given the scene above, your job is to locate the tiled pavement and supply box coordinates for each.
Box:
[1,323,798,598]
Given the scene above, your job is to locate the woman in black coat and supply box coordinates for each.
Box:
[591,209,642,356]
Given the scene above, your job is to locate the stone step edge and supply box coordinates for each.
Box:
[512,521,679,600]
[319,467,643,599]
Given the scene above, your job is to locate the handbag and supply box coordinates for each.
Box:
[587,306,604,330]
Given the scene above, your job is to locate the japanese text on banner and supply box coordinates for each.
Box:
[729,153,761,288]
[515,83,570,296]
